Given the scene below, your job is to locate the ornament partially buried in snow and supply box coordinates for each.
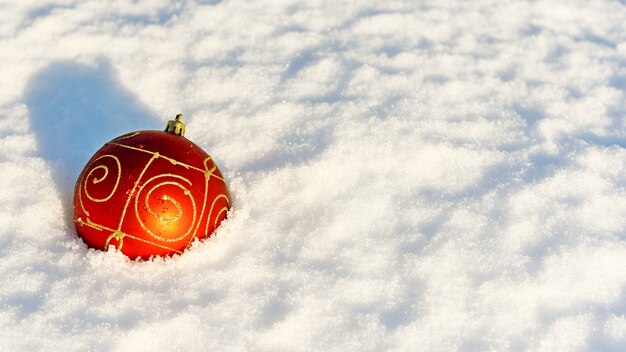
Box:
[73,114,230,260]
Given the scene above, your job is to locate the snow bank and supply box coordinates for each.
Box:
[1,0,626,350]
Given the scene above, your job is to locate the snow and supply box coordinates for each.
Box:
[1,0,626,350]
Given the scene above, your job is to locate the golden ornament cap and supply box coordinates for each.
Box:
[165,113,186,136]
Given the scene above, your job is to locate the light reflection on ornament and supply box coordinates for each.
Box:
[73,114,231,260]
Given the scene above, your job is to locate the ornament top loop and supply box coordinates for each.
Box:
[165,113,186,136]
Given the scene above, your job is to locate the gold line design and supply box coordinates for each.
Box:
[205,194,230,236]
[77,168,89,216]
[107,141,225,182]
[214,207,229,231]
[105,153,159,250]
[110,131,141,142]
[133,173,197,243]
[76,140,230,255]
[83,154,122,203]
[75,218,182,254]
[79,154,122,217]
[147,193,182,223]
[188,156,218,246]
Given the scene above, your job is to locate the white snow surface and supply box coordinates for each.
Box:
[2,0,626,350]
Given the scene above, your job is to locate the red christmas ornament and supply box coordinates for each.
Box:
[73,114,230,260]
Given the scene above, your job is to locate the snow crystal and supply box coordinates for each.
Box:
[1,0,626,350]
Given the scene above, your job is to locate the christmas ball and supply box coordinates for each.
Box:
[73,114,230,260]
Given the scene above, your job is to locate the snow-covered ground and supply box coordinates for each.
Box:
[2,0,626,350]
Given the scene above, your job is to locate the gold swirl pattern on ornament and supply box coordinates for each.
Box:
[79,154,122,204]
[214,207,229,231]
[204,155,217,175]
[75,142,231,254]
[105,230,124,250]
[146,192,182,223]
[75,217,182,254]
[188,156,218,243]
[110,131,141,142]
[134,173,197,242]
[117,153,158,231]
[107,141,225,182]
[205,194,230,235]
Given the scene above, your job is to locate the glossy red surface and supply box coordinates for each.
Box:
[73,130,230,260]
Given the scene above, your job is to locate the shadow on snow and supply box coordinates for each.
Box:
[24,59,158,231]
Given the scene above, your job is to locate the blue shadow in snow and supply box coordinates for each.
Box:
[25,59,159,228]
